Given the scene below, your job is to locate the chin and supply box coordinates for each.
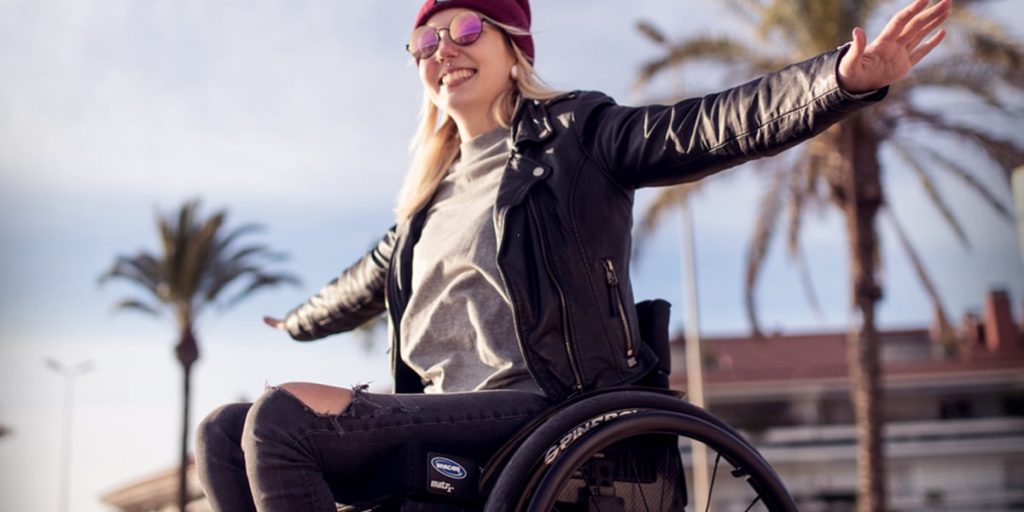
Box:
[440,94,486,117]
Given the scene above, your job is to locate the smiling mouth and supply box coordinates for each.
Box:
[440,69,477,87]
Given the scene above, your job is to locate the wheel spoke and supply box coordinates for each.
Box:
[743,495,762,512]
[704,452,722,512]
[627,447,653,511]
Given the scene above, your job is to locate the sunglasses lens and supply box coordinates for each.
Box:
[408,26,439,59]
[449,12,483,45]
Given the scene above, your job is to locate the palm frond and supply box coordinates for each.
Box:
[785,153,825,321]
[793,244,825,321]
[179,208,226,303]
[211,223,265,260]
[889,141,971,248]
[225,272,302,308]
[105,198,297,325]
[904,139,1015,222]
[724,0,768,26]
[98,253,164,297]
[758,0,842,53]
[901,56,1008,108]
[201,243,295,304]
[634,35,781,90]
[635,183,701,242]
[852,0,886,28]
[110,298,162,316]
[953,7,1024,75]
[881,206,955,343]
[744,168,788,338]
[635,20,669,46]
[902,107,1024,180]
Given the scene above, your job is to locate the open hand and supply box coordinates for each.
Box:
[838,0,951,93]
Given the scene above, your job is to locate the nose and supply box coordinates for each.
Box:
[434,30,460,62]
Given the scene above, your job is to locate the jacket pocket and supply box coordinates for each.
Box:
[602,258,637,368]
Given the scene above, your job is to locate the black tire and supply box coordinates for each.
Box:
[482,391,797,512]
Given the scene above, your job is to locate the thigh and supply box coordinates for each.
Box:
[334,388,551,447]
[307,389,553,504]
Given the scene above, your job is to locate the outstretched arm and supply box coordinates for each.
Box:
[264,226,397,341]
[838,0,951,93]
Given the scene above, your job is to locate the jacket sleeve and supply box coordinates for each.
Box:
[282,226,396,341]
[580,45,886,189]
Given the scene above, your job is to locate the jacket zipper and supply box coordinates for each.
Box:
[528,199,585,392]
[603,258,638,368]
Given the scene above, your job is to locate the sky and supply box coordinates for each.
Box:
[0,1,1021,511]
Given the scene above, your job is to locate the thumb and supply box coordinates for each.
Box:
[848,27,866,63]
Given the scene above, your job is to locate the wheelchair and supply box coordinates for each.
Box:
[343,300,798,511]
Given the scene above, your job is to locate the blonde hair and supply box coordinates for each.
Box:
[395,21,562,222]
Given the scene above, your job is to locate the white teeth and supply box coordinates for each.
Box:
[441,69,475,86]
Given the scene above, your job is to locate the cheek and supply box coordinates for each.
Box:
[418,62,438,90]
[418,62,442,101]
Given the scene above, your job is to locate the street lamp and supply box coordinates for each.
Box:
[45,358,93,512]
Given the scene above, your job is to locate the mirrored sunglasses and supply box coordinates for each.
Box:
[406,11,493,61]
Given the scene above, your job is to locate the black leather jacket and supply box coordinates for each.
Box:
[283,47,884,401]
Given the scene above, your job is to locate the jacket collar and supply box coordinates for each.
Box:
[511,96,555,146]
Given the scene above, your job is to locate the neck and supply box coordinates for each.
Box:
[452,111,499,141]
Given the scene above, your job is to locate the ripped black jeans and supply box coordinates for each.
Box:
[195,386,553,511]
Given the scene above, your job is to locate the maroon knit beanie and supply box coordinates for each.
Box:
[413,0,534,62]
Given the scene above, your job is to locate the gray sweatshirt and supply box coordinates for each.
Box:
[400,127,543,395]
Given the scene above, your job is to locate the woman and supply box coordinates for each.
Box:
[196,0,951,509]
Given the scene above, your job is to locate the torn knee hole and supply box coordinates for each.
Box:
[274,382,353,416]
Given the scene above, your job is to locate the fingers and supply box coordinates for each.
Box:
[905,0,951,44]
[877,0,929,42]
[263,315,285,330]
[910,28,947,65]
[899,0,952,46]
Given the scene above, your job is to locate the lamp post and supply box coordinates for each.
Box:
[45,358,93,512]
[1013,165,1024,263]
[679,197,709,509]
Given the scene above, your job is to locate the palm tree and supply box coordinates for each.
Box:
[634,1,1023,510]
[100,199,299,511]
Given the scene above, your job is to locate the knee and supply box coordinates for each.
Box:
[195,402,250,486]
[196,403,250,458]
[240,383,353,452]
[276,382,353,415]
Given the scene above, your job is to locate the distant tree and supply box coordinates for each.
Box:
[100,199,299,511]
[633,1,1022,509]
[0,424,9,438]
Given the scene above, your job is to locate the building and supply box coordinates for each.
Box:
[673,290,1024,511]
[100,457,208,512]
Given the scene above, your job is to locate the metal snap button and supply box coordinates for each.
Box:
[532,167,544,177]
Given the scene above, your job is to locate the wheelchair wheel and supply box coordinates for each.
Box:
[483,391,797,512]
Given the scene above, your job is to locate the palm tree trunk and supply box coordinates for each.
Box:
[839,116,887,511]
[179,362,192,511]
[175,327,199,511]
